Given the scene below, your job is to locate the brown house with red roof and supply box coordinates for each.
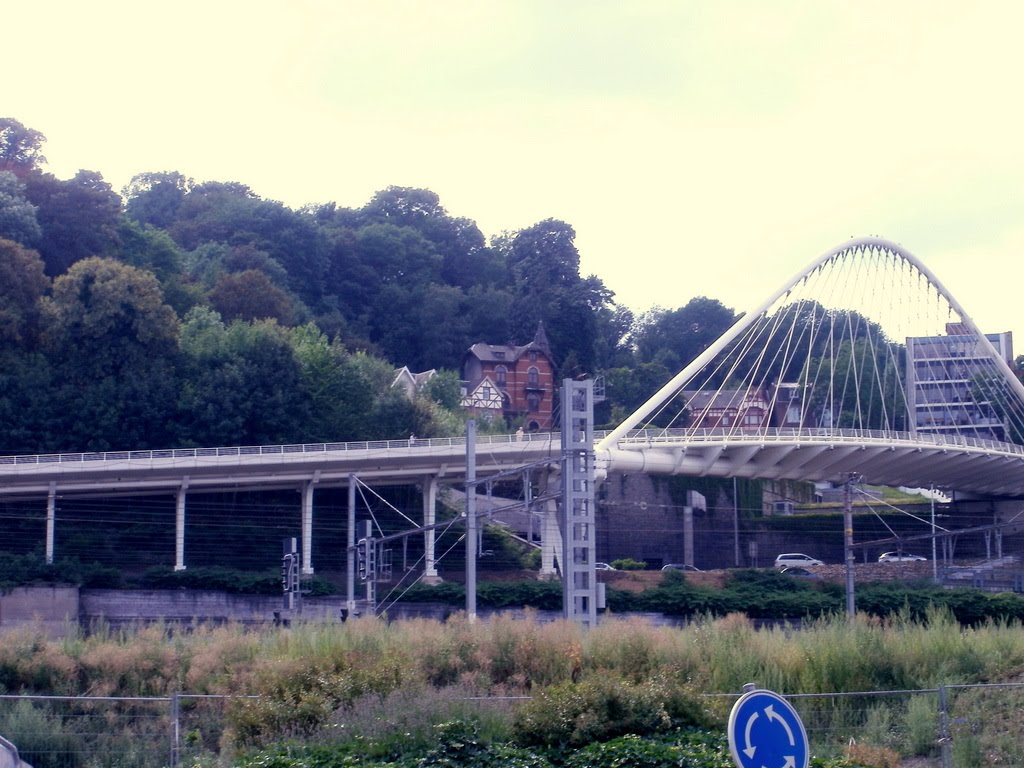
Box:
[461,323,555,430]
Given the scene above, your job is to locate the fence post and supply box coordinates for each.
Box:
[170,691,180,768]
[938,685,952,768]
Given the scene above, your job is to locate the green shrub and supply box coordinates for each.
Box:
[903,694,938,757]
[134,565,335,596]
[0,699,80,768]
[563,731,733,768]
[418,721,551,768]
[610,558,647,571]
[512,674,708,748]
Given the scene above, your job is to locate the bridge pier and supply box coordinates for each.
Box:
[539,493,561,579]
[45,483,55,565]
[174,480,188,571]
[302,478,317,575]
[422,476,441,584]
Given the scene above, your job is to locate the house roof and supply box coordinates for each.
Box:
[391,366,437,393]
[464,323,553,365]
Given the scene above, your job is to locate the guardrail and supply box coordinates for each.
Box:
[3,426,1023,468]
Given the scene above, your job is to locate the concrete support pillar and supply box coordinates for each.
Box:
[347,475,356,613]
[302,480,315,575]
[422,476,441,584]
[540,495,562,578]
[175,480,188,571]
[45,483,56,565]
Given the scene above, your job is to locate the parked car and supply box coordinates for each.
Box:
[662,563,702,572]
[878,552,927,563]
[774,553,824,568]
[594,562,617,571]
[780,566,819,578]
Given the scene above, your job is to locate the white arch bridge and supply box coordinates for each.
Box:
[3,237,1024,581]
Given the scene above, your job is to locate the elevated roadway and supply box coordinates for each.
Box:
[4,427,1024,499]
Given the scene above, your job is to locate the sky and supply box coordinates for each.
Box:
[8,1,1024,348]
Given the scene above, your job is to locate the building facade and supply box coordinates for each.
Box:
[461,324,555,430]
[906,323,1014,441]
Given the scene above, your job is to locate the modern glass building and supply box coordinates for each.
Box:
[905,323,1014,441]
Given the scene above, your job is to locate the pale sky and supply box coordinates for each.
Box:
[8,1,1024,349]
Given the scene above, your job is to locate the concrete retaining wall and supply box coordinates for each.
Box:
[0,586,78,638]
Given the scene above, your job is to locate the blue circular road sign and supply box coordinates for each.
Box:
[727,689,809,768]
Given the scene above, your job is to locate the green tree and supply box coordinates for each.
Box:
[123,171,190,229]
[23,170,122,275]
[209,269,295,325]
[176,311,307,446]
[507,219,617,375]
[0,239,49,346]
[634,297,737,371]
[0,118,46,176]
[288,323,376,441]
[360,186,499,288]
[40,257,181,450]
[168,181,328,305]
[0,171,41,246]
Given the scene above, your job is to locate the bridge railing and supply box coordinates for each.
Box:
[0,431,565,466]
[613,426,1024,457]
[3,425,1023,468]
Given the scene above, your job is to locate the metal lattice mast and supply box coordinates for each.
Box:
[561,379,598,627]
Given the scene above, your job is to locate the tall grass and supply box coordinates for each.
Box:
[4,608,1024,699]
[2,608,1023,752]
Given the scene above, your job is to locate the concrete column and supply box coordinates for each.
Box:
[540,495,562,578]
[347,475,356,613]
[175,480,188,571]
[302,480,315,575]
[422,476,441,584]
[45,483,56,564]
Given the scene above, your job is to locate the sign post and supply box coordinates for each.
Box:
[727,687,809,768]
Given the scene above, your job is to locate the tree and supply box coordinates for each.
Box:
[507,219,617,375]
[176,310,307,446]
[288,324,376,441]
[209,269,295,325]
[123,171,190,229]
[40,258,181,450]
[360,186,496,289]
[0,119,46,176]
[634,297,737,371]
[167,181,329,305]
[0,171,41,245]
[23,170,122,275]
[0,239,49,347]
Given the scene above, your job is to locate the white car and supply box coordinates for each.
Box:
[878,552,927,563]
[594,562,617,571]
[774,553,824,568]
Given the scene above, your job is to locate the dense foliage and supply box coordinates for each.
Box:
[2,117,751,454]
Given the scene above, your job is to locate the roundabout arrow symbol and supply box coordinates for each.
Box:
[765,704,796,745]
[742,711,759,758]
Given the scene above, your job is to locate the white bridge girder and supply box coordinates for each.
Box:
[601,433,1024,497]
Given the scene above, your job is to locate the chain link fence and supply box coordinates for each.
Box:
[0,683,1021,767]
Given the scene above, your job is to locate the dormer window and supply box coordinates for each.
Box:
[494,351,506,359]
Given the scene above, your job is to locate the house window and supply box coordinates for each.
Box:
[494,351,506,359]
[495,366,507,387]
[482,386,492,400]
[527,394,540,412]
[529,350,538,361]
[528,367,539,386]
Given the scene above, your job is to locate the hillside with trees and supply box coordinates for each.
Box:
[1,117,745,454]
